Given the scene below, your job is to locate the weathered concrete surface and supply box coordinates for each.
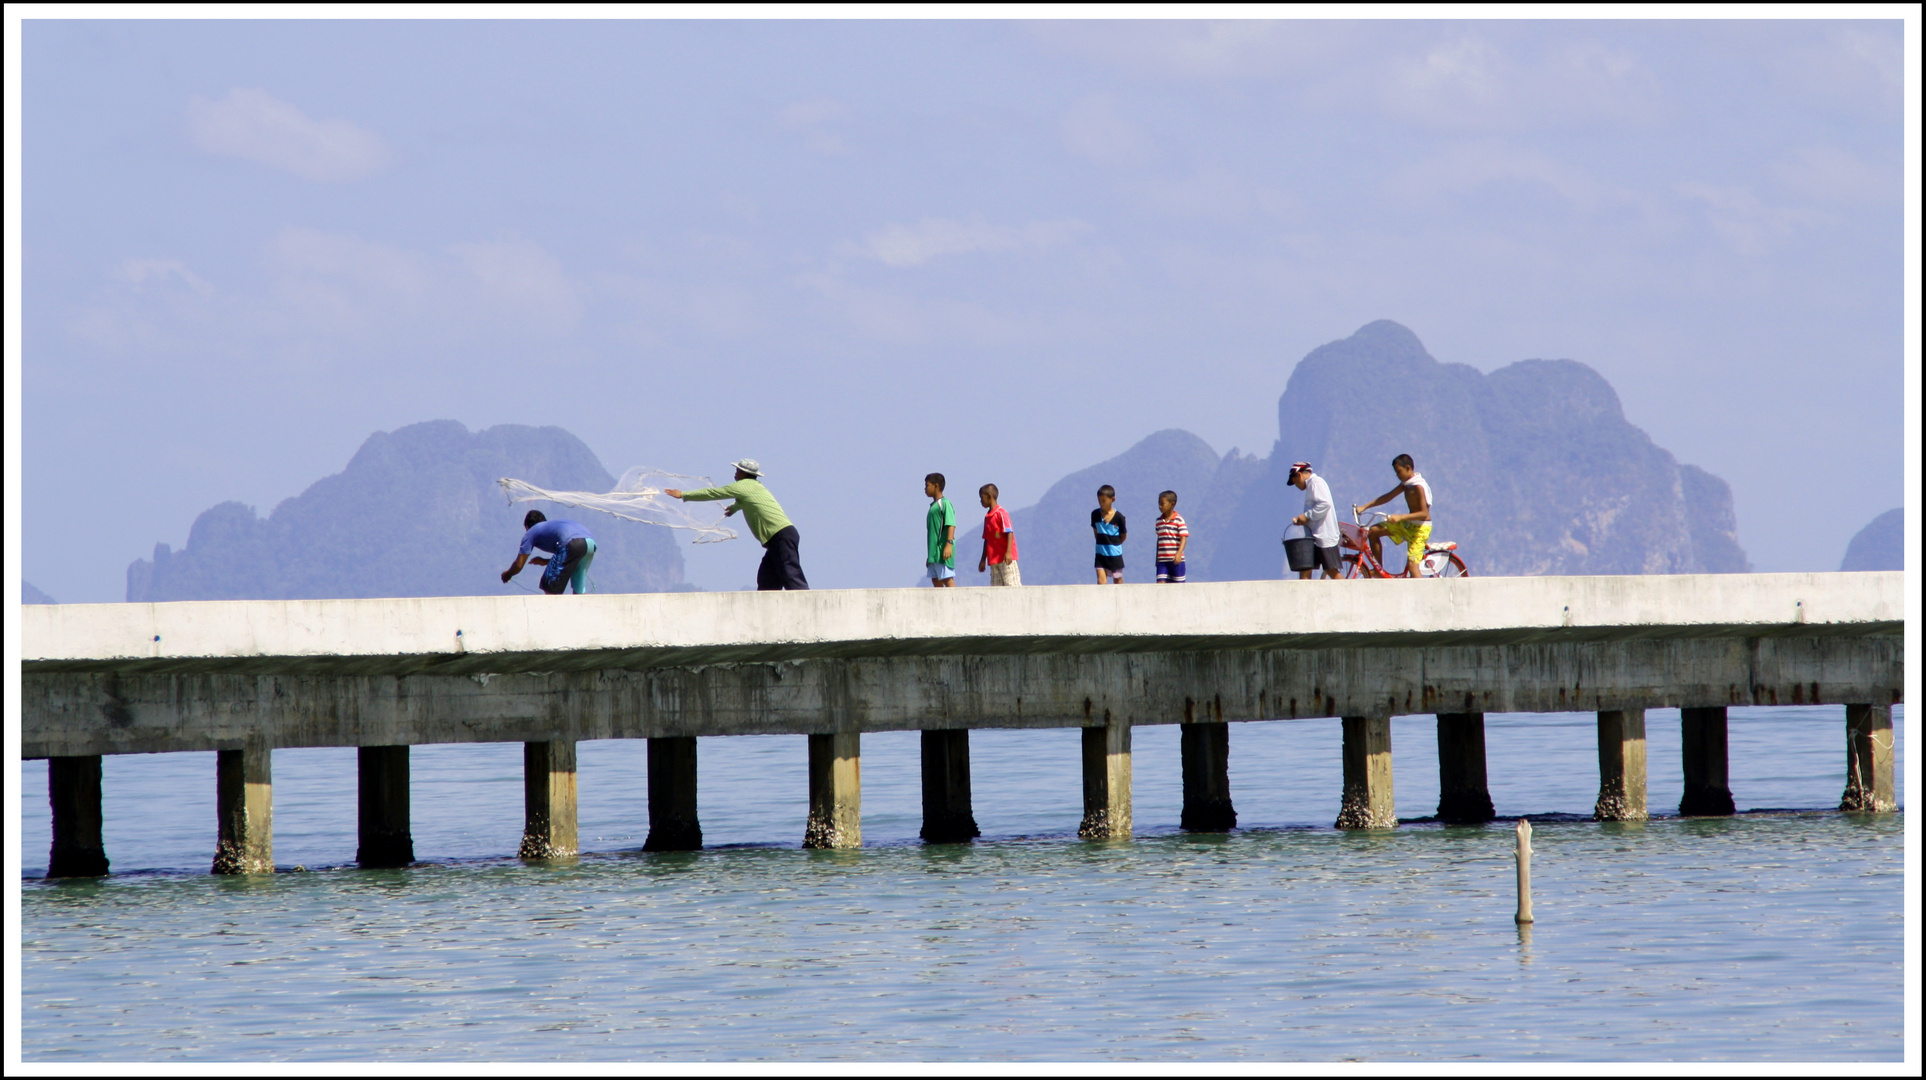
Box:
[1679,707,1737,816]
[212,739,273,873]
[22,574,1903,758]
[46,756,109,878]
[1179,720,1236,832]
[919,729,980,844]
[1080,717,1132,839]
[518,740,577,859]
[805,732,860,849]
[1435,713,1494,823]
[1593,709,1649,822]
[1336,716,1395,829]
[643,736,702,850]
[357,746,414,867]
[1841,703,1896,812]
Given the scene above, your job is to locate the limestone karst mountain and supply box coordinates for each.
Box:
[1839,508,1902,571]
[1010,321,1749,582]
[126,420,686,601]
[24,581,57,604]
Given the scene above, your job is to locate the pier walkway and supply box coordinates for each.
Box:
[22,572,1904,874]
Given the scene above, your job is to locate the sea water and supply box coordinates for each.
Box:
[17,706,1906,1061]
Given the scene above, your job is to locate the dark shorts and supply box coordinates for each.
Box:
[1094,553,1125,572]
[757,525,810,591]
[1156,560,1186,583]
[1312,543,1342,576]
[540,537,594,595]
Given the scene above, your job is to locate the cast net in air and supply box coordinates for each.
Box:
[498,467,739,544]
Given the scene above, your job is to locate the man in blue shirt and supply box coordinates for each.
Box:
[502,511,598,595]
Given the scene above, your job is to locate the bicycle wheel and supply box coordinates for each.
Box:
[1429,551,1468,577]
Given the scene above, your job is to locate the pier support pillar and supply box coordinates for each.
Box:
[1336,716,1396,829]
[212,740,274,874]
[1840,703,1896,812]
[920,729,981,844]
[1435,713,1495,823]
[804,732,861,849]
[1179,720,1236,832]
[46,756,109,878]
[1592,709,1649,821]
[644,736,703,851]
[519,740,578,859]
[1679,706,1736,817]
[1079,716,1133,839]
[357,745,415,867]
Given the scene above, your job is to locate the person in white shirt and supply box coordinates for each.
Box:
[1354,453,1433,577]
[1287,462,1342,579]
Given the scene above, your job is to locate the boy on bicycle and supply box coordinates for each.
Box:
[1354,453,1432,577]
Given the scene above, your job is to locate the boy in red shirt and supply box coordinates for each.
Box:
[1154,489,1189,583]
[977,483,1021,586]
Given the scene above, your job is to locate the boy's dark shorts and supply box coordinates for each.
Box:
[1156,560,1186,583]
[1312,543,1342,576]
[1094,554,1125,573]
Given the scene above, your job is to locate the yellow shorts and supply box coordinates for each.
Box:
[1383,520,1432,573]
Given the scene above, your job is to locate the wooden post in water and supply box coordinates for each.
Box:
[1179,714,1236,832]
[1435,712,1494,823]
[644,736,703,851]
[1336,715,1396,829]
[919,729,980,844]
[356,745,414,867]
[1679,706,1736,816]
[1840,703,1896,812]
[804,732,861,849]
[47,756,109,878]
[519,739,578,859]
[1514,818,1534,924]
[1079,715,1133,839]
[212,739,274,874]
[1593,709,1649,821]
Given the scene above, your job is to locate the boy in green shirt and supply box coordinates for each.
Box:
[925,472,956,587]
[667,458,809,590]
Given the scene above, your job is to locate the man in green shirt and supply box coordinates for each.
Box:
[924,472,956,587]
[666,459,809,590]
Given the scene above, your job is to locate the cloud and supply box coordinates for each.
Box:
[1061,95,1152,166]
[115,257,215,297]
[1675,183,1826,257]
[1024,20,1349,81]
[187,88,388,181]
[1774,145,1898,207]
[849,217,1092,267]
[1388,142,1634,214]
[1380,36,1661,131]
[777,97,848,154]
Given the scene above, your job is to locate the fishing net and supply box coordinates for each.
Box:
[498,467,739,544]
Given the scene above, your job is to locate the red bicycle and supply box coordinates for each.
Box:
[1339,509,1469,578]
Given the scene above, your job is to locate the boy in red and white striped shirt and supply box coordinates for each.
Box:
[1154,490,1189,583]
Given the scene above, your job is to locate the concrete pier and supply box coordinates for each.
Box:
[644,736,702,851]
[356,745,414,867]
[1679,706,1736,816]
[919,729,981,844]
[518,740,578,859]
[1179,719,1236,832]
[1593,709,1649,822]
[18,573,1903,871]
[1435,712,1495,823]
[212,740,273,873]
[1079,717,1132,839]
[1840,703,1896,812]
[46,756,109,878]
[1336,716,1395,829]
[804,732,861,849]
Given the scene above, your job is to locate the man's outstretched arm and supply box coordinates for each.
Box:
[502,552,531,583]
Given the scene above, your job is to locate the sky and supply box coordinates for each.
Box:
[13,15,1912,598]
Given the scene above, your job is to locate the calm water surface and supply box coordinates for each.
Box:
[18,706,1906,1061]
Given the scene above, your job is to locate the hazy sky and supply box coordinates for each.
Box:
[16,17,1909,598]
